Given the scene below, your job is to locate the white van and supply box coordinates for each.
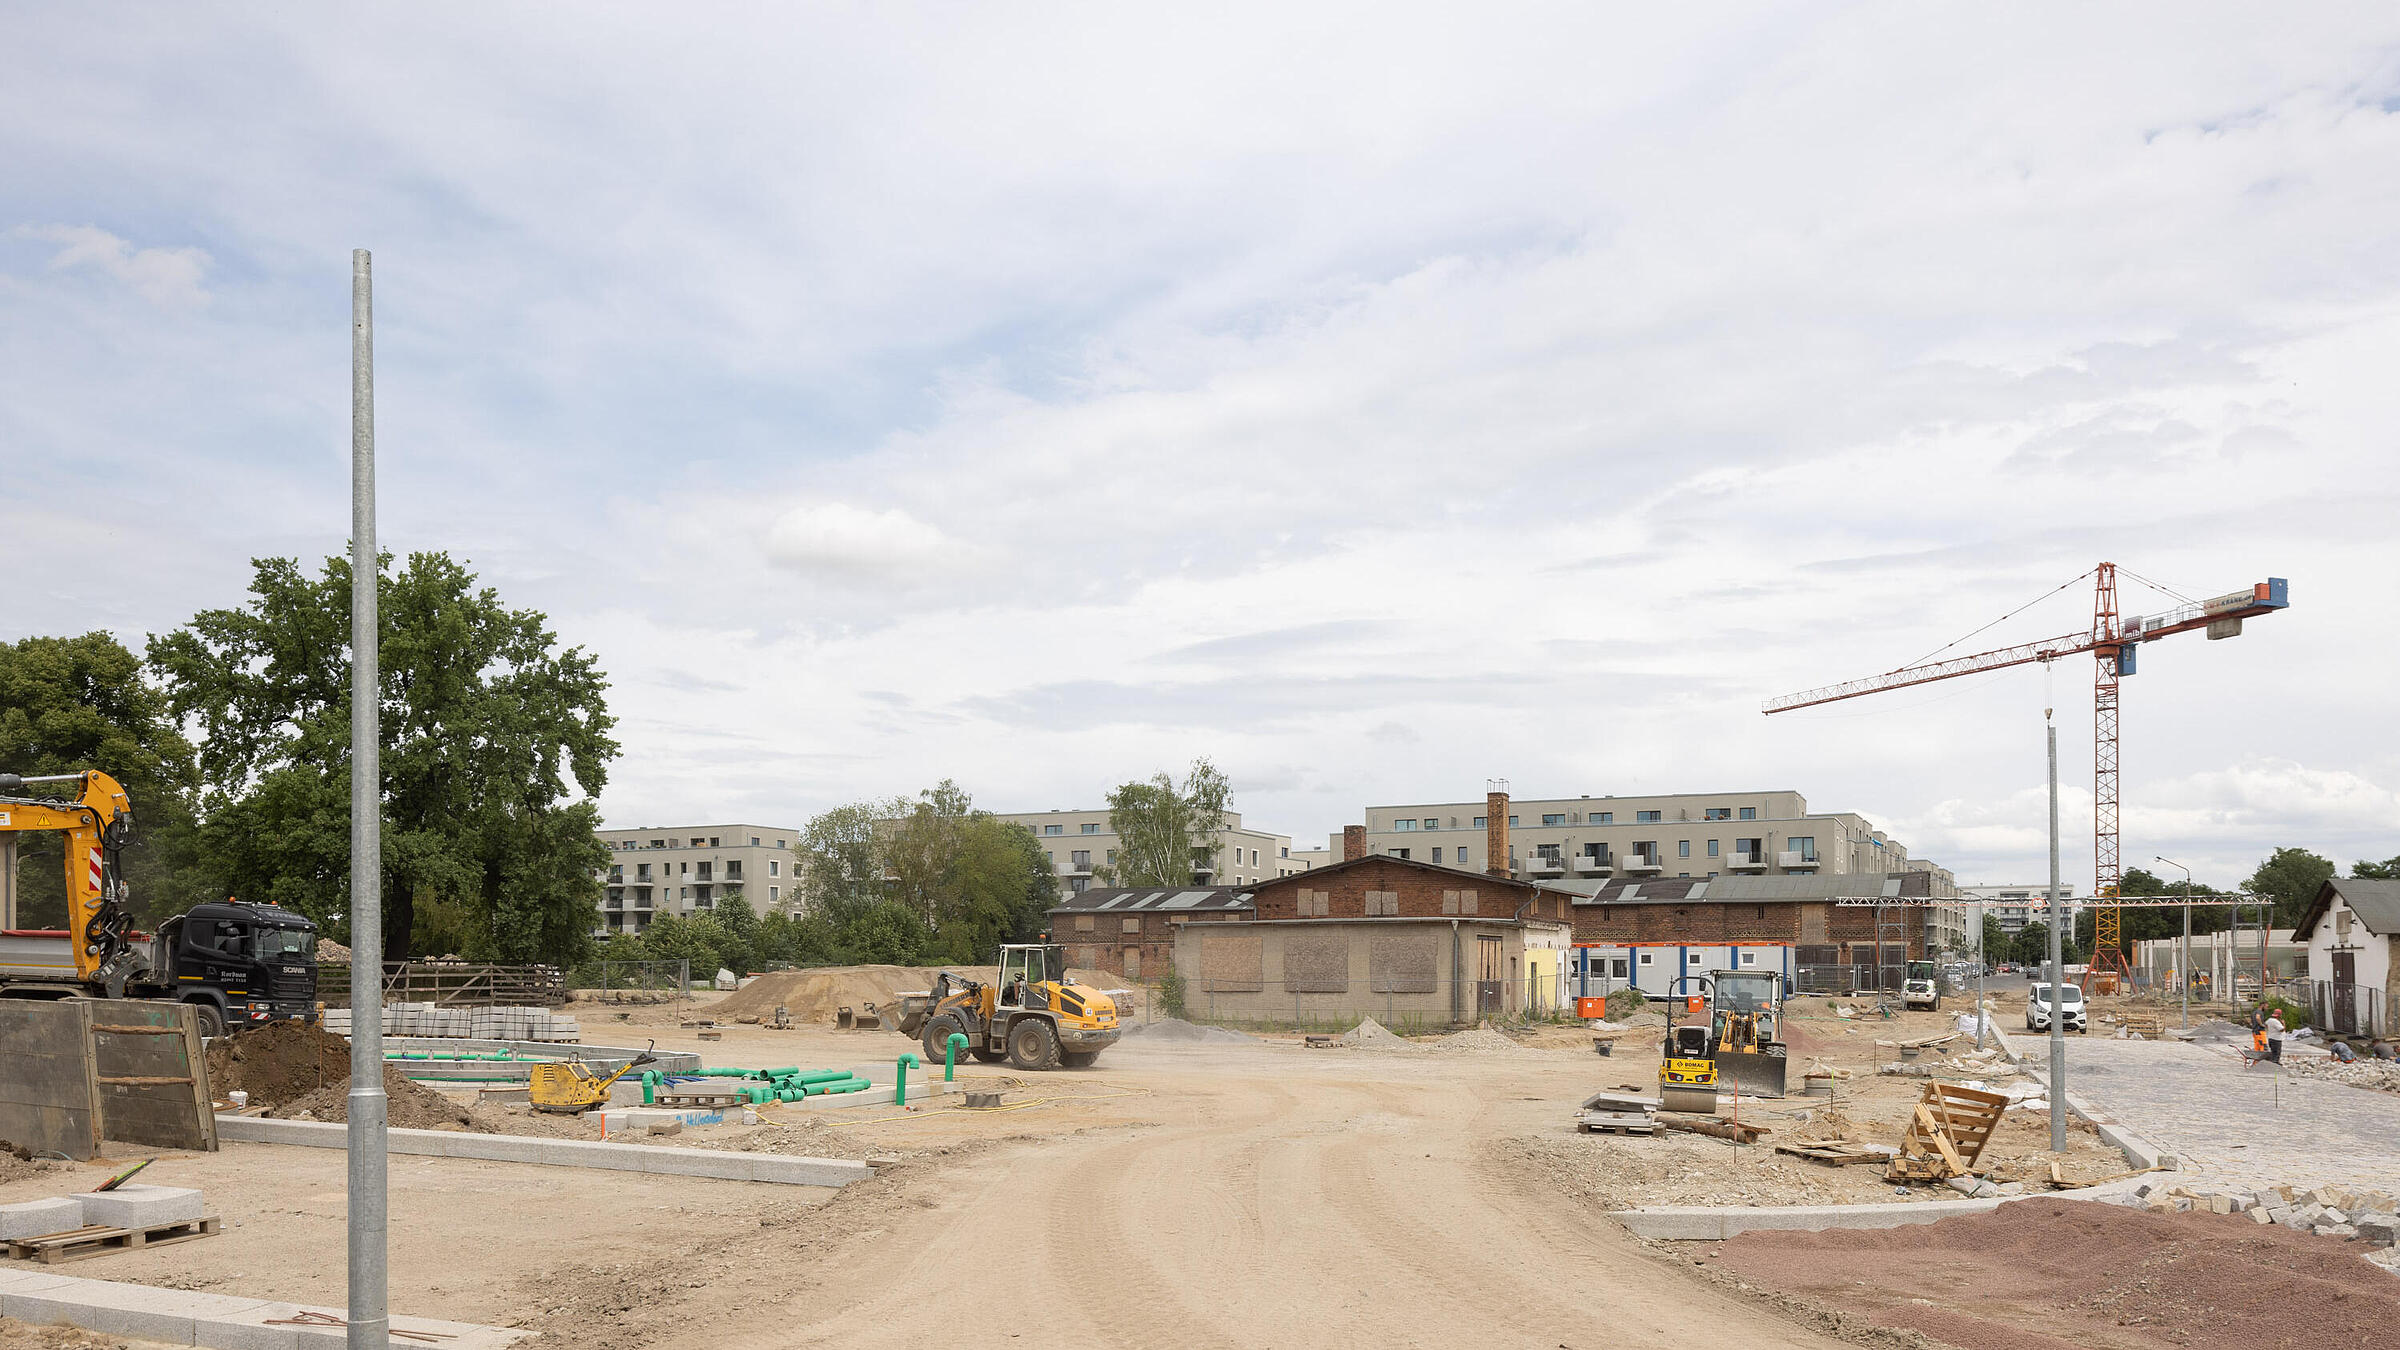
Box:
[2025,983,2087,1033]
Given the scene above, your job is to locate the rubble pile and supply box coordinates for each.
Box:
[2286,1055,2400,1097]
[2110,1179,2400,1249]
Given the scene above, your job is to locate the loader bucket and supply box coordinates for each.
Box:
[1712,1048,1788,1099]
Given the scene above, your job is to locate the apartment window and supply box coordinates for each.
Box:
[1542,813,1566,826]
[1704,808,1731,821]
[750,836,761,846]
[1431,847,1444,863]
[1633,841,1658,862]
[605,888,623,910]
[1738,951,1757,967]
[694,885,712,905]
[688,837,702,847]
[768,860,780,877]
[1678,841,1691,858]
[1638,951,1655,967]
[1044,825,1063,835]
[1071,850,1091,870]
[1107,849,1117,865]
[1421,818,1439,830]
[1509,815,1519,827]
[635,864,651,881]
[1393,819,1418,831]
[1455,848,1471,867]
[1594,812,1612,823]
[1739,808,1757,820]
[1582,843,1605,859]
[608,865,623,883]
[1082,822,1101,833]
[1636,810,1661,823]
[1790,837,1817,862]
[649,839,665,849]
[768,885,779,903]
[697,861,713,880]
[776,839,787,848]
[1393,849,1411,860]
[1070,877,1091,893]
[1706,840,1719,857]
[1734,838,1761,862]
[1472,816,1487,828]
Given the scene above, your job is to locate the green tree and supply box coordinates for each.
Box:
[2244,847,2336,930]
[149,551,618,964]
[712,891,760,975]
[840,900,938,965]
[0,633,205,925]
[2013,922,2052,971]
[796,799,903,926]
[1980,914,2009,962]
[1103,758,1231,888]
[638,912,722,984]
[2354,856,2400,880]
[796,783,1055,964]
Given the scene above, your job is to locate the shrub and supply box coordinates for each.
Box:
[1157,969,1188,1020]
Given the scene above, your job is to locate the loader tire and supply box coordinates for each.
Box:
[1061,1050,1099,1069]
[1008,1017,1061,1071]
[923,1016,969,1068]
[971,1047,1010,1064]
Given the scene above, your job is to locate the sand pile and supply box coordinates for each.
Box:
[1426,1026,1542,1057]
[204,1020,352,1106]
[0,1139,60,1185]
[1338,1016,1422,1051]
[275,1065,490,1131]
[1121,1018,1255,1045]
[713,963,1120,1025]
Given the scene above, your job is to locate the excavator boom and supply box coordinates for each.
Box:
[0,770,137,989]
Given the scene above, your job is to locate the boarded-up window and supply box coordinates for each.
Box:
[1799,904,1827,944]
[1364,890,1398,916]
[1369,932,1439,993]
[1123,947,1142,979]
[1121,916,1140,934]
[1075,915,1095,933]
[1200,930,1265,991]
[1442,890,1459,916]
[1285,933,1349,992]
[1072,945,1101,969]
[1459,889,1478,916]
[1296,889,1330,918]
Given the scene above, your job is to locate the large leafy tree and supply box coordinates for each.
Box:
[149,552,617,964]
[795,799,904,927]
[1102,758,1231,888]
[2244,847,2336,930]
[0,633,204,925]
[2354,856,2400,880]
[791,782,1052,964]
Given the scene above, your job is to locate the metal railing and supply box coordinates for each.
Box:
[318,961,569,1008]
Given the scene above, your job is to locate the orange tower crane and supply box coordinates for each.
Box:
[1763,564,2289,973]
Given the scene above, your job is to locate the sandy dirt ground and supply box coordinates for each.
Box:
[4,1017,1867,1350]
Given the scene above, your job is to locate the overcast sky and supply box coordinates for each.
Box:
[5,5,2395,892]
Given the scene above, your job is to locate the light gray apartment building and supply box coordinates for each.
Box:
[992,809,1297,903]
[595,823,802,936]
[1960,882,2080,936]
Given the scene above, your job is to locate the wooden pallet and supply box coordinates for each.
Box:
[1886,1082,2007,1183]
[654,1091,743,1108]
[6,1216,220,1264]
[1776,1139,1889,1167]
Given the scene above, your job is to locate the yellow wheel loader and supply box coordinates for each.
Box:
[912,944,1120,1070]
[529,1040,659,1113]
[1703,971,1789,1098]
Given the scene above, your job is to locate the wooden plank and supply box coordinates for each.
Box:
[6,1216,220,1265]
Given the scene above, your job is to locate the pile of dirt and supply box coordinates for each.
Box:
[1120,1018,1255,1045]
[204,1020,352,1107]
[2288,1054,2400,1096]
[315,937,352,961]
[1338,1016,1421,1051]
[274,1064,491,1131]
[0,1139,61,1185]
[1717,1198,2400,1350]
[0,1315,139,1349]
[1425,1026,1543,1057]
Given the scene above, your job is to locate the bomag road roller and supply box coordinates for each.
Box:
[914,943,1119,1070]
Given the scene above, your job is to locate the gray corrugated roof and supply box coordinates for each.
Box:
[1547,872,1937,906]
[1048,886,1254,914]
[2298,878,2400,938]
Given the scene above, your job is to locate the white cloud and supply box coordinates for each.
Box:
[762,502,966,581]
[20,225,210,307]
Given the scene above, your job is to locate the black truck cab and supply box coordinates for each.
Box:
[150,900,318,1036]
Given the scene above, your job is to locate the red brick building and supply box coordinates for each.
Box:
[1047,886,1253,981]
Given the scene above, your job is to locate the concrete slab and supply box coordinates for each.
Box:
[78,1183,205,1229]
[212,1116,866,1187]
[0,1273,530,1350]
[0,1196,86,1239]
[1614,1194,2030,1239]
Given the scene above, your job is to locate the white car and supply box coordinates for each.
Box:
[2025,983,2087,1033]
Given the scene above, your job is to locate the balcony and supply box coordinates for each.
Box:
[1067,859,1094,876]
[1575,854,1612,874]
[1778,851,1819,870]
[1529,855,1566,875]
[1728,853,1768,871]
[1623,855,1664,874]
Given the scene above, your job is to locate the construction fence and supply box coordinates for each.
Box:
[2304,979,2389,1039]
[317,961,569,1008]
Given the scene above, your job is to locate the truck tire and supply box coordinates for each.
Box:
[1008,1017,1061,1071]
[1061,1050,1099,1069]
[187,1001,227,1039]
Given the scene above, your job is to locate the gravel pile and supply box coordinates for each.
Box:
[1338,1016,1421,1051]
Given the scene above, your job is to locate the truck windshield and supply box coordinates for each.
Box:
[251,928,313,960]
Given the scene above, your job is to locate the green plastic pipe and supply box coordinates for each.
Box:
[894,1052,923,1106]
[944,1033,965,1082]
[800,1076,868,1096]
[641,1071,656,1105]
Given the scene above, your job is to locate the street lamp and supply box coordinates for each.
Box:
[2157,856,2193,1031]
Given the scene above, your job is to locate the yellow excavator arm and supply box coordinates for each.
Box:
[0,770,138,989]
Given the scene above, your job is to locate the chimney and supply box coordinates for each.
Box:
[1342,825,1367,862]
[1486,788,1510,877]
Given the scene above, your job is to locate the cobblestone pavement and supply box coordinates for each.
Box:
[2025,1030,2400,1193]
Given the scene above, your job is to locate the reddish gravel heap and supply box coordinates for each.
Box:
[204,1020,352,1106]
[1718,1197,2400,1350]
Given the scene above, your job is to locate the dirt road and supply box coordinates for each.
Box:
[706,1041,1848,1350]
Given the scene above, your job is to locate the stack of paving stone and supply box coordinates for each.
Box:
[2116,1179,2400,1246]
[321,1003,580,1041]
